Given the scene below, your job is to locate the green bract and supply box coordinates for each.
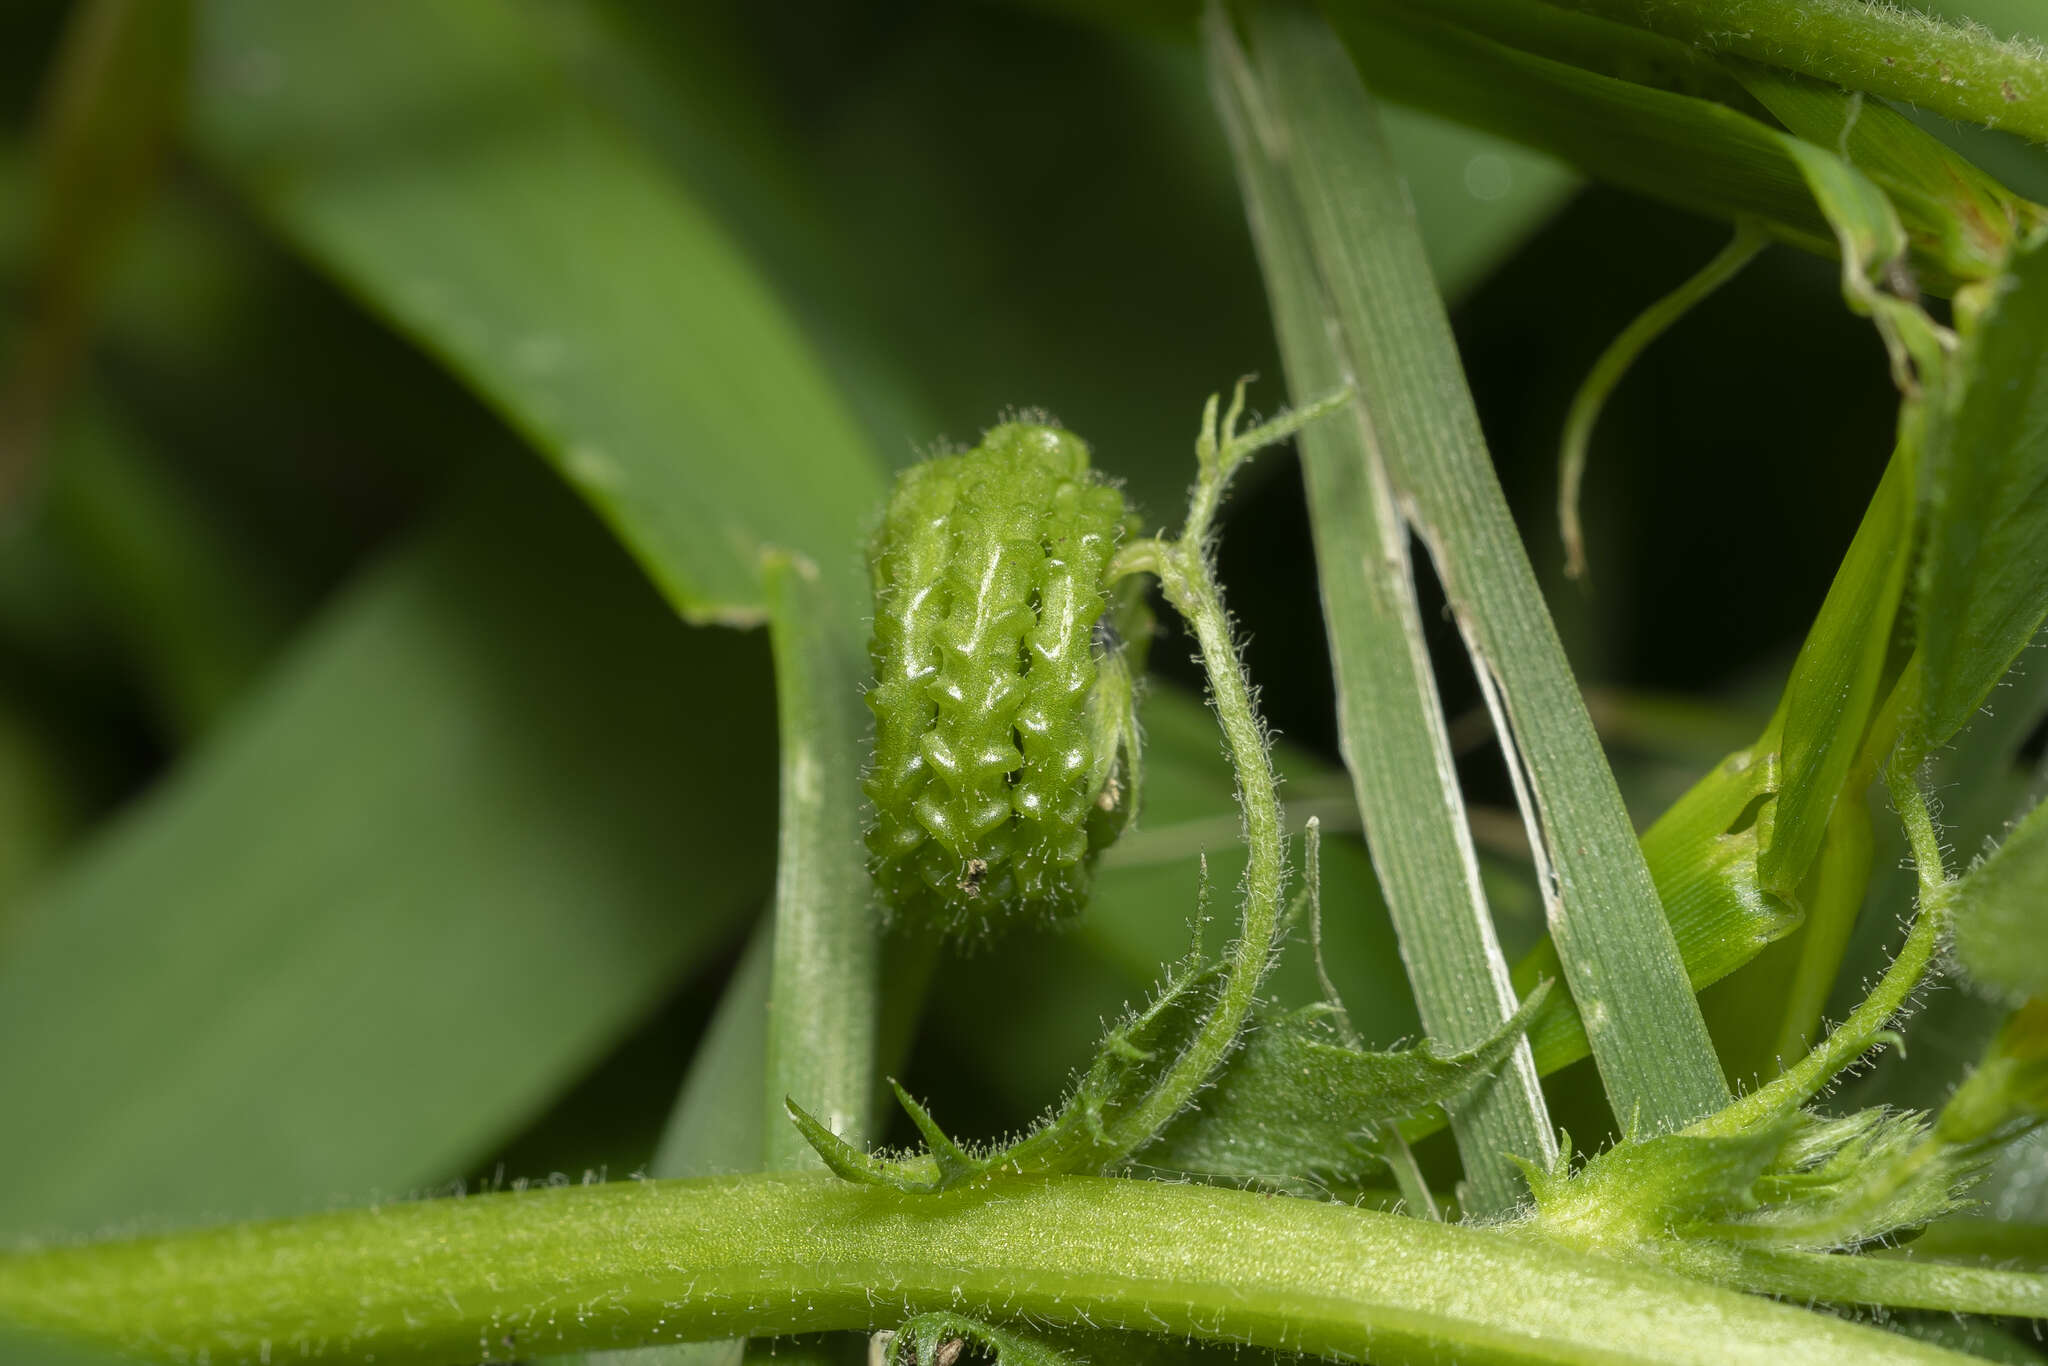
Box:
[863,422,1142,935]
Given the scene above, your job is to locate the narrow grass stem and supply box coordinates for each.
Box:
[1559,222,1768,580]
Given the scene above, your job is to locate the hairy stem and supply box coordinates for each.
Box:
[1529,0,2048,143]
[0,1172,1980,1365]
[1701,763,1951,1135]
[1085,394,1322,1159]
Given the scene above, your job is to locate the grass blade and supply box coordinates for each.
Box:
[0,0,190,501]
[41,392,291,738]
[1953,797,2048,1004]
[1730,63,2042,284]
[0,469,777,1236]
[1756,446,1916,895]
[1322,4,2002,296]
[1248,1,1730,1134]
[190,0,885,624]
[1208,12,1555,1212]
[192,19,898,1366]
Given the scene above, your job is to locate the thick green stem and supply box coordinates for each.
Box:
[0,1172,1980,1366]
[1532,0,2048,143]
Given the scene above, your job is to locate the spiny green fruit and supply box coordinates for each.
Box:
[865,421,1145,937]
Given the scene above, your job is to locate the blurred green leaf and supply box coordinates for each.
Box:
[1914,229,2048,759]
[39,391,291,738]
[191,30,902,1363]
[650,922,771,1184]
[1955,799,2048,1004]
[0,468,776,1235]
[1322,3,1998,296]
[190,0,884,623]
[1,0,190,497]
[1380,105,1579,299]
[0,688,80,920]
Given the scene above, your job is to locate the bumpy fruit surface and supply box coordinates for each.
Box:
[864,422,1142,936]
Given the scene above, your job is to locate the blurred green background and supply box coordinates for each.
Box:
[1,0,2044,1263]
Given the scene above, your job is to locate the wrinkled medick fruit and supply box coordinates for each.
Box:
[864,421,1146,937]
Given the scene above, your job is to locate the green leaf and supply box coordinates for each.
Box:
[1934,1001,2048,1150]
[1535,0,2048,147]
[1512,739,1797,1075]
[190,0,885,623]
[1954,798,2048,1003]
[1232,2,1729,1140]
[2,0,191,497]
[0,470,776,1235]
[1915,229,2048,758]
[40,391,292,738]
[1321,3,1992,297]
[1140,985,1550,1194]
[1730,63,2043,286]
[650,919,773,1183]
[0,691,80,921]
[1378,105,1580,299]
[1757,445,1916,895]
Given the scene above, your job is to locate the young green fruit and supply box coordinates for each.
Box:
[864,421,1144,937]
